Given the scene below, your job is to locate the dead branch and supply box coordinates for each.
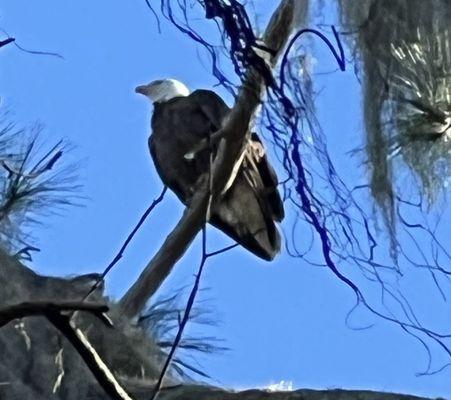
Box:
[80,186,168,304]
[118,0,296,319]
[0,301,110,328]
[150,231,237,400]
[0,38,15,49]
[0,302,134,400]
[46,312,134,400]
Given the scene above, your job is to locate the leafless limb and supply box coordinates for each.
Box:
[0,301,135,400]
[80,186,168,303]
[144,0,162,33]
[0,29,63,59]
[118,0,296,319]
[150,229,236,399]
[149,228,208,400]
[46,313,134,400]
[0,38,15,49]
[0,301,110,328]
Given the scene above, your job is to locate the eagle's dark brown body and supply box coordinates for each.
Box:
[149,89,284,260]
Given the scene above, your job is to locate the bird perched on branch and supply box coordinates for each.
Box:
[135,78,284,261]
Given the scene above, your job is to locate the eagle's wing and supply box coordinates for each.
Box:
[149,135,188,201]
[190,90,285,260]
[192,90,284,221]
[149,91,228,204]
[190,89,230,131]
[243,132,285,222]
[149,89,284,260]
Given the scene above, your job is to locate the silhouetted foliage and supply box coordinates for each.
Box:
[0,111,80,257]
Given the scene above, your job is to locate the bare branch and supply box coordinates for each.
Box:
[118,0,296,319]
[46,313,134,400]
[0,38,14,49]
[80,186,168,303]
[0,301,110,328]
[149,228,209,400]
[150,230,235,399]
[0,301,134,400]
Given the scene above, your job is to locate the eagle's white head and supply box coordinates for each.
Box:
[135,79,190,103]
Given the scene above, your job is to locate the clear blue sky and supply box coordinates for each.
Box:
[0,1,449,398]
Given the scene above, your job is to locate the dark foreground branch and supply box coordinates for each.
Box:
[159,385,434,400]
[46,313,134,400]
[0,254,438,399]
[118,0,296,319]
[0,38,15,49]
[0,301,110,328]
[0,302,134,400]
[154,385,435,400]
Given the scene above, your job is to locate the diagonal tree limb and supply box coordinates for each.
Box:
[118,0,296,319]
[46,312,134,400]
[0,301,134,400]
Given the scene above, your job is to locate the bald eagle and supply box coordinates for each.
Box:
[135,79,284,261]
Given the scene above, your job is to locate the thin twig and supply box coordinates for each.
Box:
[150,121,235,398]
[80,186,168,303]
[150,231,236,400]
[0,29,63,59]
[206,242,239,257]
[144,0,162,33]
[149,228,208,400]
[13,41,64,59]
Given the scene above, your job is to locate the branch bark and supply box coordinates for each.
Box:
[47,312,134,400]
[118,0,296,319]
[0,301,110,328]
[0,301,134,400]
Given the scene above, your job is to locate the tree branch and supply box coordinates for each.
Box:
[80,186,168,303]
[118,0,296,319]
[0,301,134,400]
[47,313,134,400]
[0,38,15,49]
[0,301,110,328]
